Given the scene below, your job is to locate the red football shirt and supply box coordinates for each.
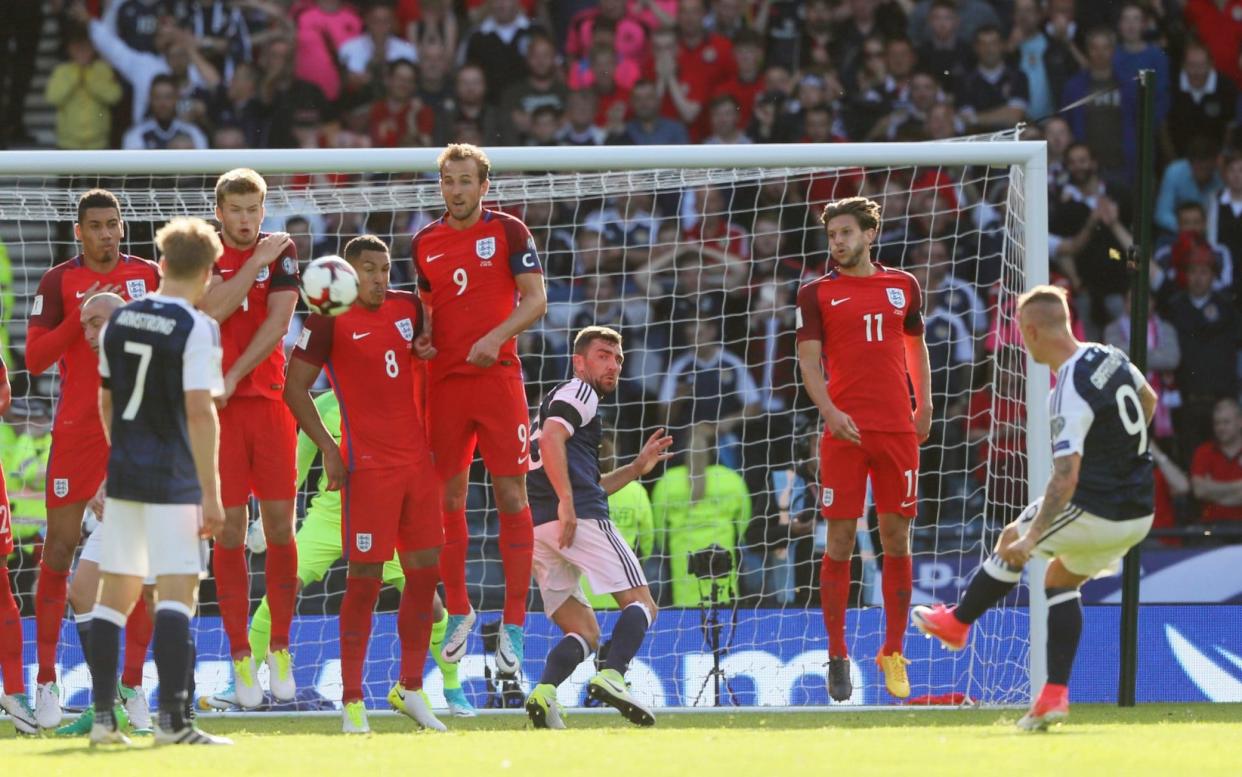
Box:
[411,209,542,383]
[293,290,430,470]
[28,254,161,437]
[1190,441,1242,523]
[796,264,924,433]
[215,234,299,399]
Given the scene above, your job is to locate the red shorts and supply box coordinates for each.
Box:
[342,463,443,562]
[46,431,107,508]
[819,430,919,520]
[1,470,12,557]
[427,371,531,481]
[219,396,297,508]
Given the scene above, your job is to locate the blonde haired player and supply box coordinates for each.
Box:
[199,168,300,707]
[914,285,1156,730]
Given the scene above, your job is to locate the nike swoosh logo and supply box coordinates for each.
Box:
[518,455,529,465]
[75,291,87,298]
[352,332,371,340]
[425,253,445,263]
[901,500,917,508]
[831,298,850,306]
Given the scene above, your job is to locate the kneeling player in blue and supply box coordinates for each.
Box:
[524,326,673,729]
[913,286,1156,731]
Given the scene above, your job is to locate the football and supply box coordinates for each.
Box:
[300,255,359,316]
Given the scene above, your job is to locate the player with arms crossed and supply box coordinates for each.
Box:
[523,326,672,729]
[914,285,1157,730]
[412,144,548,674]
[88,217,231,746]
[286,236,446,734]
[0,352,38,734]
[246,390,476,717]
[25,189,161,728]
[199,168,300,706]
[796,196,932,702]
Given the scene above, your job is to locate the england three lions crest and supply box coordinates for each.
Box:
[475,237,496,260]
[126,279,148,299]
[395,317,414,341]
[886,287,906,309]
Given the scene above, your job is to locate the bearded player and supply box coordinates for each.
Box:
[412,144,548,674]
[25,189,161,728]
[796,196,932,702]
[286,236,445,734]
[199,168,299,707]
[1,352,38,734]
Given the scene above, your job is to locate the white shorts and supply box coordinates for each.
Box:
[81,520,163,586]
[533,518,648,615]
[98,498,208,579]
[1017,498,1153,578]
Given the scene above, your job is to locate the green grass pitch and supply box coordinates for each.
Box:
[4,704,1241,776]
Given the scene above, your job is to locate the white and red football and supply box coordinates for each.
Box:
[299,256,359,316]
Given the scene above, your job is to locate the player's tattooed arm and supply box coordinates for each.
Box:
[1000,453,1080,567]
[284,358,346,491]
[466,272,548,367]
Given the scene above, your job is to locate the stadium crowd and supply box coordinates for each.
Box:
[3,0,1242,612]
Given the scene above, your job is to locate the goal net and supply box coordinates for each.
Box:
[0,138,1048,711]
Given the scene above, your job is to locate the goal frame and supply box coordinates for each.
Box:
[0,140,1051,696]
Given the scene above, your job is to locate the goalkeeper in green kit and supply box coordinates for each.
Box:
[209,390,475,715]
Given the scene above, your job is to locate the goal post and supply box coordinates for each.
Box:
[0,138,1050,710]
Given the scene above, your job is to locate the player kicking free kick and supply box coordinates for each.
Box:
[914,286,1157,731]
[286,236,446,734]
[796,197,932,701]
[89,217,232,746]
[523,327,673,729]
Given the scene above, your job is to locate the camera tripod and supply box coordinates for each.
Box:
[691,576,740,707]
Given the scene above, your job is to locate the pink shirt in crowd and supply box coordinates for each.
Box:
[295,3,363,101]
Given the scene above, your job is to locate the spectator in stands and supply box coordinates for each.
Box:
[740,426,817,606]
[293,0,363,103]
[46,29,122,151]
[1045,115,1074,197]
[1167,247,1241,456]
[123,74,209,149]
[706,0,748,40]
[1153,203,1234,309]
[716,29,765,133]
[651,423,752,606]
[759,0,802,71]
[1191,398,1242,525]
[675,0,736,135]
[871,71,944,141]
[557,89,606,146]
[582,44,631,130]
[957,25,1029,132]
[187,0,253,78]
[1113,2,1171,125]
[415,38,453,113]
[256,35,329,148]
[1156,136,1223,235]
[0,0,42,146]
[460,0,539,102]
[659,318,761,443]
[400,0,458,54]
[1062,27,1137,184]
[339,1,419,95]
[841,35,892,141]
[77,4,219,125]
[112,0,165,54]
[1166,40,1239,162]
[437,63,500,145]
[1208,152,1242,308]
[369,59,433,148]
[624,79,689,145]
[796,0,834,72]
[833,0,907,83]
[1008,0,1076,122]
[1051,142,1134,330]
[498,31,568,146]
[583,192,659,250]
[648,25,703,139]
[907,0,1001,48]
[703,94,751,144]
[882,35,917,109]
[1105,290,1182,442]
[565,0,649,88]
[0,398,53,561]
[917,0,974,91]
[1183,0,1242,89]
[526,104,563,146]
[205,61,265,146]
